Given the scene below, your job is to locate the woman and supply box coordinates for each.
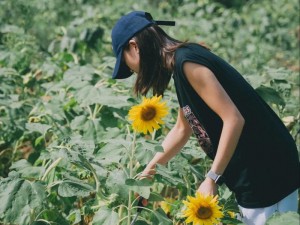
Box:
[111,11,299,224]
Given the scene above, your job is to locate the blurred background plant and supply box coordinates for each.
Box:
[0,0,299,224]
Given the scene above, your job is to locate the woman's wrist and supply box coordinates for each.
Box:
[205,170,225,185]
[139,167,156,179]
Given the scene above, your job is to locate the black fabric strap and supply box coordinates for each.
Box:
[155,20,176,26]
[145,12,175,26]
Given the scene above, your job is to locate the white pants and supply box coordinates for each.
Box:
[238,190,299,225]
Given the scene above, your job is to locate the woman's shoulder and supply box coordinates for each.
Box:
[174,43,212,65]
[175,43,210,59]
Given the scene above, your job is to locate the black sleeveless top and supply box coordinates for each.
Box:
[173,43,299,208]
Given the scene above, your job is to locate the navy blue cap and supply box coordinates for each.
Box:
[111,11,175,79]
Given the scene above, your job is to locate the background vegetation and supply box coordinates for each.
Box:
[0,0,299,224]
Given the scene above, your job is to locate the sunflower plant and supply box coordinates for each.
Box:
[119,95,171,224]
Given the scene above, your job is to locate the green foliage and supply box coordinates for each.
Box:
[0,0,299,224]
[266,211,300,225]
[0,172,46,225]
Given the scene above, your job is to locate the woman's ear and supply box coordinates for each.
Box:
[128,39,139,54]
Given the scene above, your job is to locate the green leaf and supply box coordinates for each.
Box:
[67,209,81,224]
[125,178,153,186]
[255,85,285,107]
[125,178,153,199]
[58,180,95,197]
[148,192,164,202]
[31,221,52,225]
[68,135,95,155]
[155,165,184,186]
[151,208,173,225]
[70,115,88,130]
[181,143,206,159]
[75,85,102,106]
[0,174,46,225]
[95,139,130,165]
[92,207,119,225]
[219,186,233,200]
[25,122,52,135]
[35,135,45,146]
[221,216,244,224]
[63,65,94,89]
[170,154,190,177]
[10,159,45,179]
[106,169,129,200]
[35,209,69,225]
[36,209,58,221]
[266,211,300,225]
[75,85,130,108]
[134,221,150,225]
[135,140,164,165]
[95,90,130,108]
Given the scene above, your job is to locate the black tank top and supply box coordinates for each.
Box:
[173,43,299,208]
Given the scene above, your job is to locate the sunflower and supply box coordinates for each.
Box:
[160,197,175,215]
[182,193,223,225]
[128,95,169,134]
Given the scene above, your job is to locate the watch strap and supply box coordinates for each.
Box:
[206,170,224,185]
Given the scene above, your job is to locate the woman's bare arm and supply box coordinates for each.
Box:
[183,62,245,194]
[141,108,193,176]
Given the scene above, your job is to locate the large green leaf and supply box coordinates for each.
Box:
[63,65,94,89]
[74,83,130,108]
[0,172,46,225]
[125,178,153,199]
[155,165,185,186]
[135,140,164,166]
[92,207,119,225]
[105,169,129,200]
[10,159,45,179]
[95,139,130,166]
[58,180,95,197]
[169,154,190,177]
[25,122,52,135]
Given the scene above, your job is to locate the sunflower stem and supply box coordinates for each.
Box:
[87,106,93,119]
[92,103,102,119]
[151,129,156,140]
[183,175,192,196]
[127,131,136,225]
[118,205,124,224]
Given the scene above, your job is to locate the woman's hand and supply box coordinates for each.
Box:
[197,177,218,196]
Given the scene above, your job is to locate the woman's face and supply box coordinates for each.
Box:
[123,39,140,73]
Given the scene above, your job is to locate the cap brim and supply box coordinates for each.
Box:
[112,49,133,79]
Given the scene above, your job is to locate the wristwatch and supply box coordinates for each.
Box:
[205,170,225,185]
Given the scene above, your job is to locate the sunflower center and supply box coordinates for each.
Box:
[197,206,212,219]
[141,106,156,121]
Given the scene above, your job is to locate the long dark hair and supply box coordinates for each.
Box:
[133,25,185,96]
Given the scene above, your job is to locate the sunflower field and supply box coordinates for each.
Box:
[0,0,299,225]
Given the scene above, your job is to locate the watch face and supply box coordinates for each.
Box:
[207,170,218,180]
